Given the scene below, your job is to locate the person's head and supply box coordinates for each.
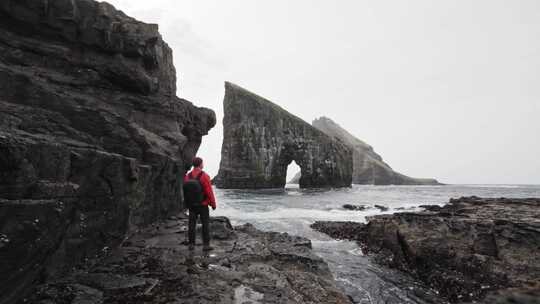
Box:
[192,157,203,169]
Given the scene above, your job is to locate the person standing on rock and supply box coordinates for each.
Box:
[183,157,217,251]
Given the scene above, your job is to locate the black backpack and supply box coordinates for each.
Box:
[183,171,205,208]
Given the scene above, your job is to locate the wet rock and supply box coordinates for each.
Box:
[313,197,540,303]
[311,116,441,185]
[395,206,416,211]
[311,221,365,241]
[76,273,154,291]
[479,284,540,304]
[0,1,215,302]
[234,285,264,303]
[342,204,370,211]
[214,82,352,189]
[30,216,352,304]
[35,283,103,304]
[374,204,389,211]
[71,284,104,304]
[419,204,443,212]
[196,216,234,240]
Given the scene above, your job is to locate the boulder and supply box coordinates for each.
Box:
[214,82,352,189]
[419,204,443,212]
[311,221,365,241]
[342,204,370,211]
[196,216,234,240]
[374,204,389,212]
[0,1,215,302]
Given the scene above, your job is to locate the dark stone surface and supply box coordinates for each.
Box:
[214,82,353,189]
[311,221,366,241]
[306,116,441,185]
[374,204,389,211]
[29,216,352,304]
[312,197,540,303]
[479,285,540,304]
[419,204,443,212]
[342,204,371,211]
[0,1,215,303]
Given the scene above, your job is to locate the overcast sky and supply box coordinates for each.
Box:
[108,0,540,184]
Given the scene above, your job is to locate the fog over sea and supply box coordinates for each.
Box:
[213,184,540,303]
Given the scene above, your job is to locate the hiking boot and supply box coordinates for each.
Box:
[202,245,214,251]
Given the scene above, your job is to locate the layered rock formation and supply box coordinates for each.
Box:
[214,83,353,189]
[290,116,440,185]
[0,1,215,302]
[30,215,351,304]
[312,197,540,303]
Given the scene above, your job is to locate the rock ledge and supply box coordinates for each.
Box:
[30,216,351,304]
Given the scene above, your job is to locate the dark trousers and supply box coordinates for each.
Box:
[188,205,210,245]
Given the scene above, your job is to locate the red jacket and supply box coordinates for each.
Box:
[184,168,217,209]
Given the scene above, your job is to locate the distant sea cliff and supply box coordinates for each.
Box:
[289,116,441,185]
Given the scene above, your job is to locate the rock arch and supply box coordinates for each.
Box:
[214,82,352,189]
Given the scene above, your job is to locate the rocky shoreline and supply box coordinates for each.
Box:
[29,215,351,304]
[312,197,540,303]
[0,1,537,304]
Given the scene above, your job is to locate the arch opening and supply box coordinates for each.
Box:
[286,160,302,185]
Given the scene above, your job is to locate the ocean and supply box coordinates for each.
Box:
[213,184,540,304]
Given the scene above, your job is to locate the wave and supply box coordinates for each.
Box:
[459,184,536,189]
[214,204,392,224]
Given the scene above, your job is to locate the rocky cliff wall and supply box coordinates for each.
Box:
[311,116,440,185]
[0,1,215,302]
[214,83,352,189]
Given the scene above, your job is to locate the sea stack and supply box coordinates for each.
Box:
[0,1,215,302]
[309,117,440,185]
[214,83,353,189]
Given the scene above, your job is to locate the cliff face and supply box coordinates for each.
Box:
[214,83,352,189]
[311,117,440,185]
[0,1,215,302]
